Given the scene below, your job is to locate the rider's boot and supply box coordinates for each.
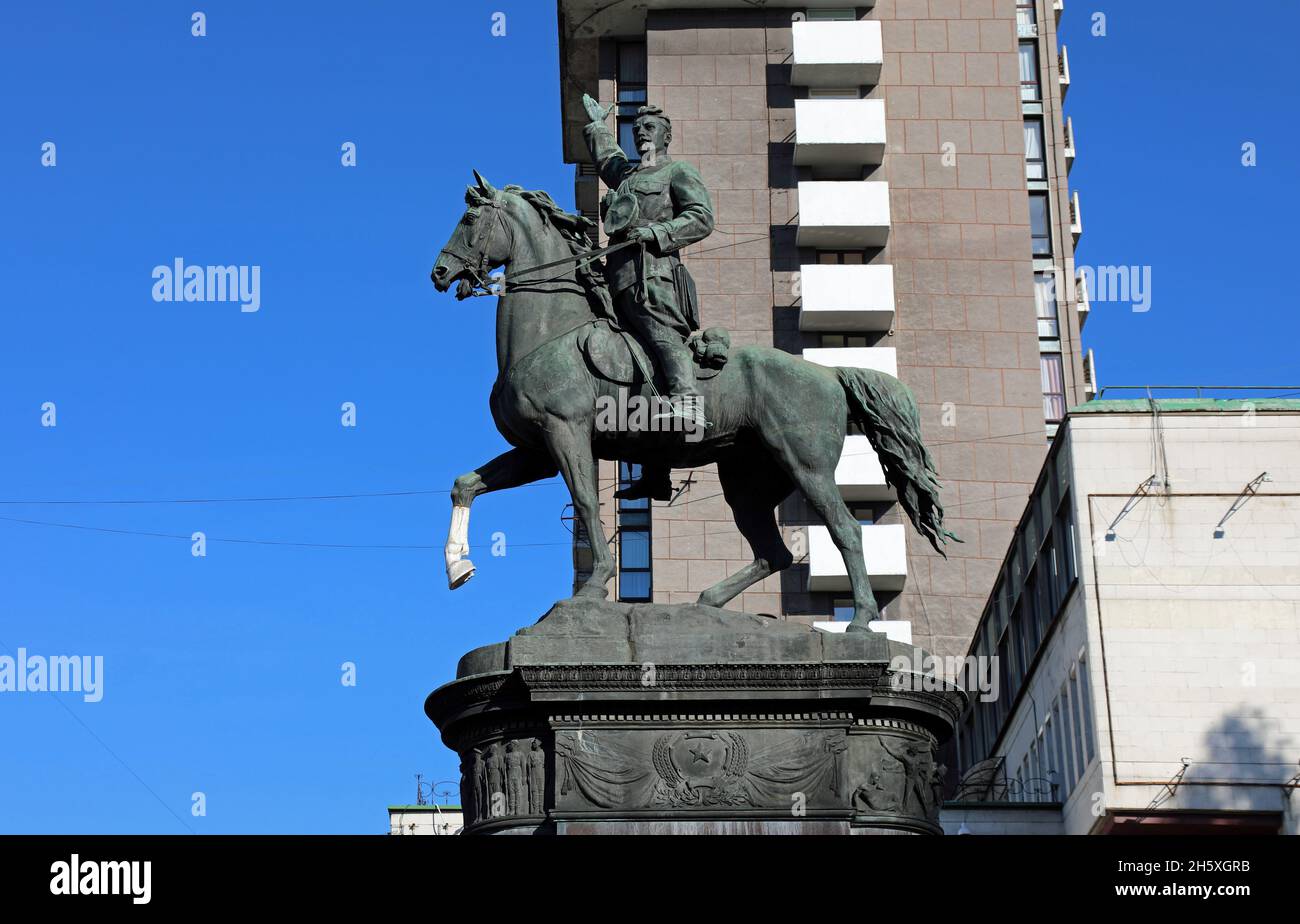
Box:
[613,464,674,502]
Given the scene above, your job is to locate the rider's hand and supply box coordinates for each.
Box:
[582,93,614,124]
[631,227,655,243]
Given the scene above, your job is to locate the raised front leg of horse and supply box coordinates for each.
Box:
[543,420,614,598]
[446,447,559,590]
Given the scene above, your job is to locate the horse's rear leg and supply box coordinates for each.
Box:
[697,454,794,609]
[758,422,881,632]
[446,447,558,590]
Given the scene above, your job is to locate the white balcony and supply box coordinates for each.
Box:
[1070,190,1083,244]
[802,346,897,377]
[796,180,891,248]
[815,619,912,644]
[1083,347,1098,399]
[808,523,907,592]
[835,434,892,501]
[797,263,895,331]
[790,19,883,87]
[1058,44,1071,100]
[1075,270,1090,330]
[794,98,886,167]
[1054,0,1065,25]
[1063,116,1076,173]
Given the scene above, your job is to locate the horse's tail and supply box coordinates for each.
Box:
[836,367,960,556]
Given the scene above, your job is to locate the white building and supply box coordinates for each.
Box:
[942,398,1300,835]
[388,805,464,836]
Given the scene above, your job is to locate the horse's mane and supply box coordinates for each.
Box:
[464,184,595,261]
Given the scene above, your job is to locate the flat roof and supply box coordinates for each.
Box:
[388,805,462,812]
[1070,398,1300,415]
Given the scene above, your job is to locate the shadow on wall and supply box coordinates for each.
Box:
[1117,708,1296,833]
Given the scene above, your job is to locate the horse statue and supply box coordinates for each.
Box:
[430,171,955,632]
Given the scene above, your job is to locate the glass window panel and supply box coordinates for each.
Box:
[1029,193,1052,256]
[1077,658,1096,763]
[620,532,650,568]
[807,8,856,21]
[1060,689,1077,791]
[1041,352,1066,422]
[1019,42,1041,100]
[1024,120,1046,181]
[1034,271,1059,338]
[617,42,647,83]
[618,570,651,601]
[1070,672,1087,776]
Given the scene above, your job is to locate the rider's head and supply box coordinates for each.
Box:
[633,105,672,158]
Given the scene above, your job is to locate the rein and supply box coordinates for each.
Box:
[442,197,637,298]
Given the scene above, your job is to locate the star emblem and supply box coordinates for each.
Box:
[688,743,710,764]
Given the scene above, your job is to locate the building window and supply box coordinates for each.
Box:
[819,332,871,348]
[617,461,652,601]
[847,503,876,525]
[1019,41,1041,101]
[1044,716,1059,799]
[1024,119,1047,181]
[616,43,647,163]
[808,87,860,99]
[1034,271,1059,338]
[1069,672,1088,780]
[1076,657,1096,764]
[1041,352,1066,422]
[1059,688,1077,793]
[1016,1,1037,35]
[1029,193,1052,256]
[806,8,856,21]
[817,251,865,265]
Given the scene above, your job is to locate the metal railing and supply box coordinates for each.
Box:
[1095,385,1300,400]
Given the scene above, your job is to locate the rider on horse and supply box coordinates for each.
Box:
[581,94,714,501]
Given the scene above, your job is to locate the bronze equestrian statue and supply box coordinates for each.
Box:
[430,101,956,634]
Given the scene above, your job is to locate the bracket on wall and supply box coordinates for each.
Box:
[1103,474,1159,541]
[1213,471,1271,538]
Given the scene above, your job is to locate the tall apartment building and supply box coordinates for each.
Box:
[557,0,1089,658]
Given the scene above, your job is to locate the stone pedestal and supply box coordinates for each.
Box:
[426,598,964,835]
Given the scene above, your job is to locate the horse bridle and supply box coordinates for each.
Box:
[438,198,515,298]
[439,196,638,299]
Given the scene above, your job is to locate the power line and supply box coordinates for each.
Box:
[0,514,573,551]
[0,482,565,507]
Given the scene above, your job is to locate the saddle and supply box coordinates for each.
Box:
[579,320,730,386]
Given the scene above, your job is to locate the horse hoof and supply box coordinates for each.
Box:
[574,584,609,600]
[448,560,476,590]
[845,620,874,634]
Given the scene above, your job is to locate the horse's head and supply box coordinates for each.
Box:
[431,170,517,300]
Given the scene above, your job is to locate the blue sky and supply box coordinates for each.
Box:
[0,2,1295,834]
